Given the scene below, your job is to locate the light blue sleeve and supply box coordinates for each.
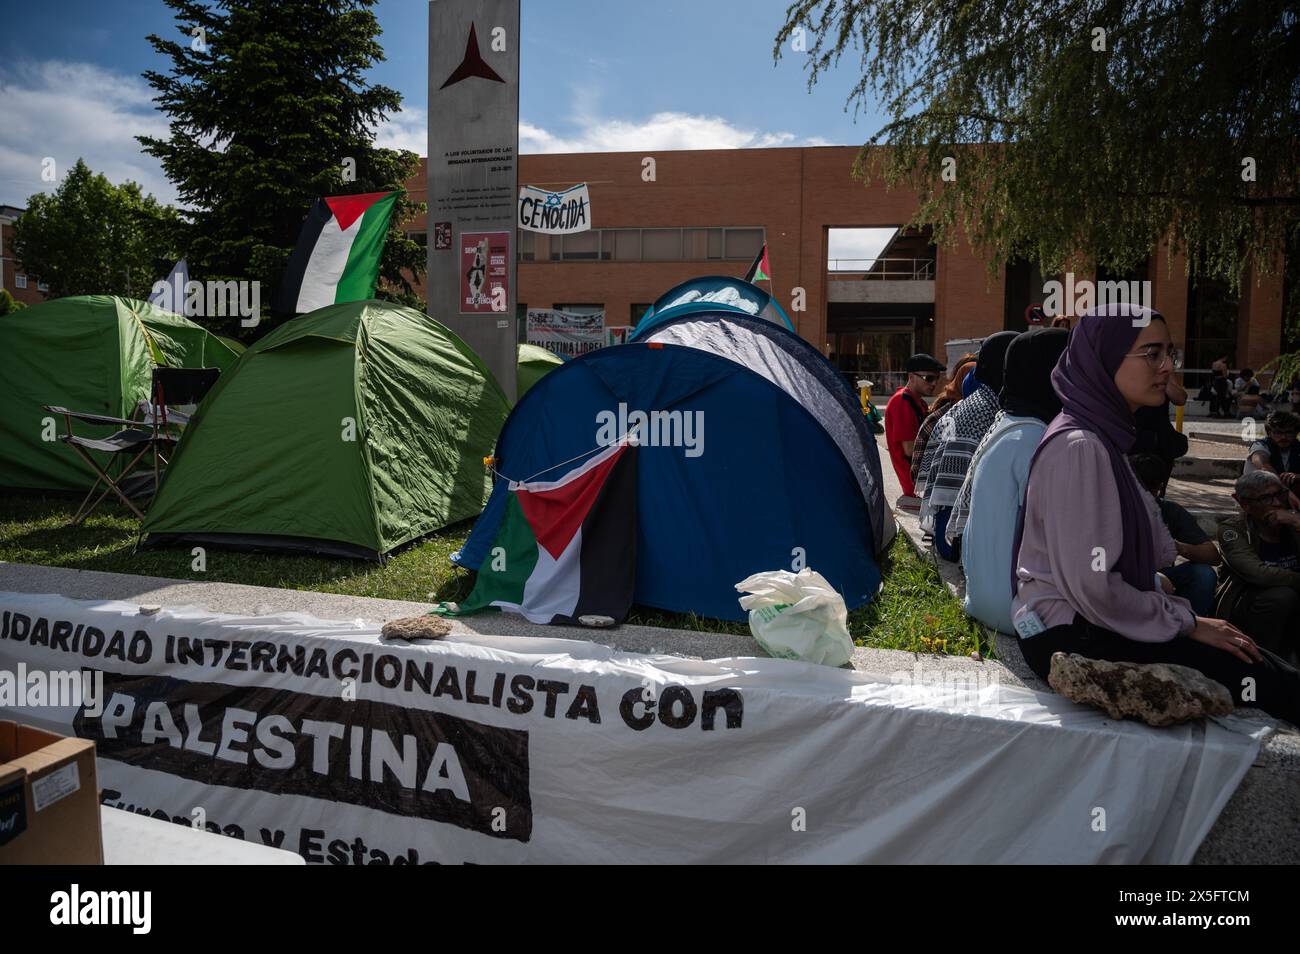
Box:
[961,437,1026,633]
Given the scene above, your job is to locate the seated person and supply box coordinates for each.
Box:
[955,328,1069,633]
[1244,410,1300,488]
[1011,303,1300,726]
[1209,367,1232,418]
[1129,453,1221,616]
[1237,383,1265,419]
[920,331,1019,559]
[1132,376,1189,485]
[911,355,977,491]
[1215,471,1300,660]
[884,354,945,498]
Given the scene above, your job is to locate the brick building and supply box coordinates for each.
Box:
[0,205,48,307]
[404,146,1289,385]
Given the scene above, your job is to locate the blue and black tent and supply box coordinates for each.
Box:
[632,275,795,338]
[455,294,893,622]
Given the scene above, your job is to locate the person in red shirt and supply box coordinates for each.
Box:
[885,354,945,498]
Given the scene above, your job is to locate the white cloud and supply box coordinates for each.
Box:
[0,60,176,207]
[827,228,898,269]
[372,105,428,155]
[518,111,830,153]
[0,59,832,210]
[375,104,829,156]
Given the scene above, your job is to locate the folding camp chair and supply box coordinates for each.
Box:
[138,367,221,491]
[45,406,162,523]
[46,367,222,525]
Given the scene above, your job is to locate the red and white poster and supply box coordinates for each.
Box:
[460,230,510,313]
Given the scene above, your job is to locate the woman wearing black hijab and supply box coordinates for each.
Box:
[950,328,1070,632]
[918,330,1018,559]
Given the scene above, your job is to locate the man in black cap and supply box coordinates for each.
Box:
[884,353,945,497]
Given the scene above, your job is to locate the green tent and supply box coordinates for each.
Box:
[517,343,564,399]
[142,300,510,560]
[0,295,240,491]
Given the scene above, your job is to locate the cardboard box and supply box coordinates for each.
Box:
[0,721,103,864]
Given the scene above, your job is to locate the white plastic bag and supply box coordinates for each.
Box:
[734,568,853,667]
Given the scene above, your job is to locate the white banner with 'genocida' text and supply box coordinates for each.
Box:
[518,183,590,234]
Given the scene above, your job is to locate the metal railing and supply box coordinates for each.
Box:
[827,257,936,280]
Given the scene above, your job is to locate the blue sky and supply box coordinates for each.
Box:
[0,0,885,208]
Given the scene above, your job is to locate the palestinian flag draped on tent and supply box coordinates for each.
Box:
[448,442,638,624]
[743,244,771,283]
[276,191,400,314]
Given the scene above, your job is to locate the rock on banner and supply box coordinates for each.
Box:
[0,592,1263,864]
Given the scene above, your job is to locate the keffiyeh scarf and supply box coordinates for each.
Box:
[920,383,1000,531]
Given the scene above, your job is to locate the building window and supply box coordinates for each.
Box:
[1186,277,1239,372]
[15,274,27,289]
[523,227,763,263]
[405,230,427,247]
[723,228,763,260]
[642,229,683,261]
[602,229,640,261]
[682,229,711,259]
[631,304,651,326]
[36,280,48,292]
[557,230,601,261]
[707,229,724,259]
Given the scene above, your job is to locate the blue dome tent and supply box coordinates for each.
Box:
[631,275,795,338]
[454,304,893,623]
[639,309,893,555]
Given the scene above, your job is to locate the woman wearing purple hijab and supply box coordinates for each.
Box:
[1011,303,1300,726]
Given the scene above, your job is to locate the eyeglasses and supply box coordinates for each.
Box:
[912,372,939,384]
[1123,346,1183,370]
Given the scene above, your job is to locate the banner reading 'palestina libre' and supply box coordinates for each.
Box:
[526,308,604,357]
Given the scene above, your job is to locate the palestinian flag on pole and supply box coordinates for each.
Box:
[451,442,638,625]
[744,243,771,283]
[276,191,400,314]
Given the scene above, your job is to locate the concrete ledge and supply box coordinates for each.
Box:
[1174,456,1247,479]
[1188,430,1253,447]
[3,557,1297,863]
[888,502,1300,864]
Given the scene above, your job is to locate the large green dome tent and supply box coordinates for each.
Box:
[141,300,510,560]
[517,343,564,398]
[0,295,240,491]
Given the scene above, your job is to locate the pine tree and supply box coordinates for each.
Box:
[138,0,425,333]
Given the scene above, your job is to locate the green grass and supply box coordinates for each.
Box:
[0,491,988,658]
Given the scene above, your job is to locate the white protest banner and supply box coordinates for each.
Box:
[526,308,604,358]
[0,592,1260,864]
[517,183,591,234]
